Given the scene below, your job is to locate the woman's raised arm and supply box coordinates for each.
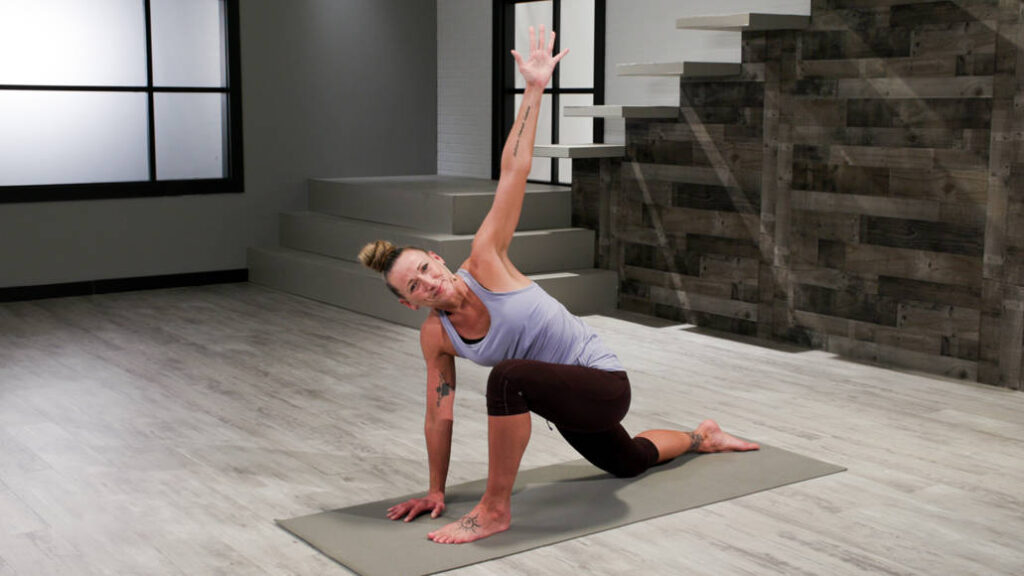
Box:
[472,25,568,257]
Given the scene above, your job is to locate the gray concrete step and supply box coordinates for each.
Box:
[280,211,597,274]
[308,175,571,234]
[248,246,619,329]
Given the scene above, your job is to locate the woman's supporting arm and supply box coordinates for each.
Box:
[423,347,455,502]
[386,316,456,522]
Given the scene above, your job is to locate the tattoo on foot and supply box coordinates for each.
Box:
[436,373,452,407]
[458,514,481,533]
[688,431,704,452]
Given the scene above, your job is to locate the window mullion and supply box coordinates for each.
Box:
[594,0,605,144]
[551,0,561,184]
[144,0,157,182]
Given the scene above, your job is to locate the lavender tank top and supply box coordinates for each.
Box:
[438,269,623,372]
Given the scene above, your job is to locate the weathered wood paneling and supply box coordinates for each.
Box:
[860,216,985,255]
[845,99,992,129]
[974,0,1024,389]
[572,0,1023,388]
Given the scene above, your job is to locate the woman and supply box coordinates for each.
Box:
[359,25,758,545]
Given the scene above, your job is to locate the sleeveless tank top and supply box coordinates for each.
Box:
[438,269,623,372]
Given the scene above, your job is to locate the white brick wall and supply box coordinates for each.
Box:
[437,0,492,178]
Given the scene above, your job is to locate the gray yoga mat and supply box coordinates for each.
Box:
[277,444,844,576]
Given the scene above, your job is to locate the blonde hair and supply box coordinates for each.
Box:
[358,240,400,273]
[358,240,414,297]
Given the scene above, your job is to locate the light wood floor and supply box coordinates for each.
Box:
[0,283,1022,575]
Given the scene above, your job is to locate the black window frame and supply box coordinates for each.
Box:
[0,0,243,204]
[492,0,605,183]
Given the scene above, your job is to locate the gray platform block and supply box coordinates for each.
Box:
[248,247,618,329]
[280,212,596,274]
[248,246,428,328]
[308,175,571,235]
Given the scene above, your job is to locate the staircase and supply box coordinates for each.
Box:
[540,10,809,160]
[248,176,618,329]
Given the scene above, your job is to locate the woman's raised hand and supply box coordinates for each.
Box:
[511,25,569,90]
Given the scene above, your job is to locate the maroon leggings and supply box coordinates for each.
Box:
[486,359,660,478]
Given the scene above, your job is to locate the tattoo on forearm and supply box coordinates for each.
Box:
[688,431,704,453]
[436,373,452,407]
[458,514,481,533]
[512,106,532,157]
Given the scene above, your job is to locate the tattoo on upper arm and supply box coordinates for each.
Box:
[436,372,453,407]
[512,106,532,158]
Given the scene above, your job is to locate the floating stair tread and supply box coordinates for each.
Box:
[534,144,625,158]
[675,12,810,31]
[528,270,611,281]
[564,105,679,119]
[616,61,741,77]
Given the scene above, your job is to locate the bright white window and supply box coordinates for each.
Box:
[0,0,242,201]
[150,0,226,87]
[0,91,150,186]
[0,0,148,86]
[155,93,227,180]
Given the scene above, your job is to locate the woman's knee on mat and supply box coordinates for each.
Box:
[600,442,656,478]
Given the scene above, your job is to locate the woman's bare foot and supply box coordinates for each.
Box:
[692,420,760,453]
[427,502,510,544]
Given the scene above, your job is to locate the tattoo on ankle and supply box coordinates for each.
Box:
[458,514,481,533]
[688,432,704,452]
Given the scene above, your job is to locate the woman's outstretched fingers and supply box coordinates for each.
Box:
[546,29,569,63]
[512,25,569,88]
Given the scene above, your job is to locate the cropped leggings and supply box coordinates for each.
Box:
[486,359,659,478]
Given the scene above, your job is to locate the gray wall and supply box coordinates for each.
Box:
[0,0,437,289]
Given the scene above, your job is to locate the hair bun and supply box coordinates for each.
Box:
[358,240,398,273]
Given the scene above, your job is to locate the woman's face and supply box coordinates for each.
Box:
[387,249,457,310]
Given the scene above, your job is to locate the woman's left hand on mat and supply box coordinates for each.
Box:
[386,494,446,522]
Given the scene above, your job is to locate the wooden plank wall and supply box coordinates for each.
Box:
[573,0,1024,389]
